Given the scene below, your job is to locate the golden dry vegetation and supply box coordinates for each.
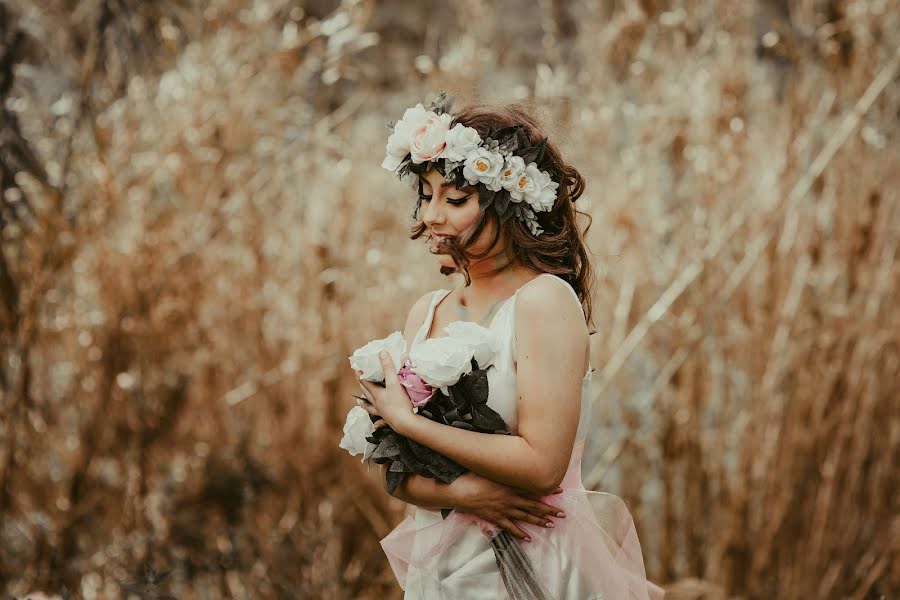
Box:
[0,0,897,598]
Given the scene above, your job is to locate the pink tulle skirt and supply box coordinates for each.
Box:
[380,440,665,599]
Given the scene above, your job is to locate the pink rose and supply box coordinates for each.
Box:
[409,112,452,163]
[397,364,436,408]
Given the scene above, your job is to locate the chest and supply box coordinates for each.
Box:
[423,291,513,344]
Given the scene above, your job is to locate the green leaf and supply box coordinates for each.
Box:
[494,190,510,216]
[499,203,517,225]
[472,404,508,432]
[371,434,402,461]
[517,137,548,165]
[455,368,489,406]
[478,187,496,211]
[386,470,407,495]
[389,460,412,473]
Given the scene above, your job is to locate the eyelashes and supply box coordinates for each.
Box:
[417,179,471,205]
[417,193,472,206]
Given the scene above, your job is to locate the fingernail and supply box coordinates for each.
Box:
[545,522,554,528]
[524,536,531,542]
[557,512,566,518]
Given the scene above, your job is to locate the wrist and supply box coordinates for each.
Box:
[446,474,471,511]
[391,411,420,437]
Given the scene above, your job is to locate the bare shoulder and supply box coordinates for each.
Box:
[403,290,436,344]
[514,276,586,332]
[514,276,589,366]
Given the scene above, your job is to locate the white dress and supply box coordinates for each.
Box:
[380,273,664,600]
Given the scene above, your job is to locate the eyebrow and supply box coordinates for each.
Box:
[418,176,473,190]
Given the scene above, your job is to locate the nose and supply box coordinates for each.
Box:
[421,196,444,229]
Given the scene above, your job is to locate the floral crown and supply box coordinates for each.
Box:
[381,91,559,236]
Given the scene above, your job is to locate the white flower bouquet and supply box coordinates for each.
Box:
[339,325,510,499]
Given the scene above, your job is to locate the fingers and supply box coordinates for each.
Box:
[356,401,379,416]
[518,498,566,519]
[354,390,379,416]
[357,377,375,396]
[373,419,389,430]
[516,486,563,498]
[495,517,531,542]
[377,351,398,386]
[506,508,555,530]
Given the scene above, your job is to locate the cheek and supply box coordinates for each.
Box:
[468,210,497,249]
[448,200,481,230]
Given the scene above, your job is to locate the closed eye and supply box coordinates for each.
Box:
[418,179,472,205]
[418,194,470,206]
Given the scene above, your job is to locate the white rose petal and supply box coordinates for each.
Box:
[409,112,453,164]
[443,124,482,162]
[499,155,526,195]
[348,331,407,382]
[409,336,475,388]
[463,147,504,190]
[532,170,559,211]
[383,104,431,173]
[511,162,543,203]
[444,321,501,369]
[339,406,376,461]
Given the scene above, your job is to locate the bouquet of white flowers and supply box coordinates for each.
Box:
[340,325,509,500]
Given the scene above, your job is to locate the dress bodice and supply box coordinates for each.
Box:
[410,273,593,441]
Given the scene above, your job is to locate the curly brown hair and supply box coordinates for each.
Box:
[408,102,597,330]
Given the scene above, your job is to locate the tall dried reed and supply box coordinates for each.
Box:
[1,1,896,598]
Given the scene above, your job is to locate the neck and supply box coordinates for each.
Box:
[459,253,538,306]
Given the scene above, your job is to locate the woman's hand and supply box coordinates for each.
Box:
[355,351,417,434]
[449,472,566,542]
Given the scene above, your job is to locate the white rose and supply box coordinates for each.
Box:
[443,124,482,163]
[382,103,431,172]
[499,155,527,196]
[348,331,407,382]
[339,406,375,461]
[531,170,559,212]
[409,112,453,164]
[409,336,475,388]
[463,147,504,191]
[444,321,501,369]
[510,162,543,203]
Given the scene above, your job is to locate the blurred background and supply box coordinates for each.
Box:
[1,0,898,598]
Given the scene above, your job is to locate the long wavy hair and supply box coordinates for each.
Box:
[408,102,597,330]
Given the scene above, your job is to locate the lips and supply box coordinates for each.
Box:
[430,233,453,252]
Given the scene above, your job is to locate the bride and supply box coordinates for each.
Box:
[355,93,664,599]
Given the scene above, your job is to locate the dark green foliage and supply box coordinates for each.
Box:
[367,360,510,496]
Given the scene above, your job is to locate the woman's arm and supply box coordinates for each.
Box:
[381,462,568,540]
[383,291,457,510]
[382,462,454,510]
[390,279,587,495]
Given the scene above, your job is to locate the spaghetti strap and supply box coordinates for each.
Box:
[413,289,451,346]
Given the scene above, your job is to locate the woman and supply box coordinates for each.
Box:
[356,93,663,599]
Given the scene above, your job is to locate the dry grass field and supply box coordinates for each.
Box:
[0,0,897,598]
